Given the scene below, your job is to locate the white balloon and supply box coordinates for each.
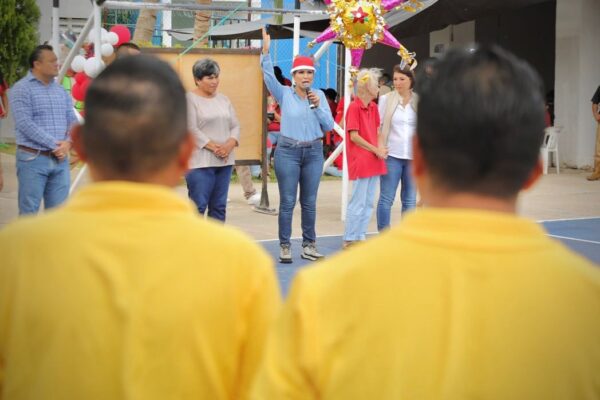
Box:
[84,57,104,78]
[100,43,114,57]
[101,28,109,43]
[71,55,86,72]
[107,31,119,46]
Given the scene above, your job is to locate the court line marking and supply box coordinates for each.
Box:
[548,235,600,245]
[538,216,600,223]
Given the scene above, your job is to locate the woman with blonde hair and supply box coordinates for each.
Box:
[376,64,418,230]
[343,68,388,248]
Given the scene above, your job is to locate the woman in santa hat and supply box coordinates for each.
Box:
[261,27,334,264]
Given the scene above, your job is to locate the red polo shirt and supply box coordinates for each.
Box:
[345,97,386,180]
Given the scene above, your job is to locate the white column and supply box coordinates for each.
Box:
[93,1,102,61]
[293,15,300,56]
[52,0,60,57]
[554,0,600,168]
[341,47,351,221]
[162,0,172,47]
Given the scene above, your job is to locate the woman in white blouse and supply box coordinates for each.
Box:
[376,65,418,230]
[186,58,240,222]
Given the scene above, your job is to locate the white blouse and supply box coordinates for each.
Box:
[378,95,417,160]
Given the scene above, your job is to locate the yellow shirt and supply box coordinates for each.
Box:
[252,209,600,400]
[0,182,280,400]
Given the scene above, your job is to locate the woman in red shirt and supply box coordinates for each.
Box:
[343,69,387,248]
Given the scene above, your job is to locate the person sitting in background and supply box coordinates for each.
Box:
[273,65,292,87]
[251,45,600,400]
[0,55,280,400]
[378,72,392,96]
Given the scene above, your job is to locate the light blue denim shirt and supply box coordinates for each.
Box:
[9,72,77,150]
[261,53,334,142]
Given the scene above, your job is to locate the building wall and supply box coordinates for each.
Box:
[554,0,600,168]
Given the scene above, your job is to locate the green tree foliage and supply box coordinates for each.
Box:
[0,0,40,85]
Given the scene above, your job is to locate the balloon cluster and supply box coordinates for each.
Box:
[68,25,131,102]
[309,0,419,71]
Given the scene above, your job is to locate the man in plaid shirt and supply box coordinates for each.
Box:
[9,44,77,215]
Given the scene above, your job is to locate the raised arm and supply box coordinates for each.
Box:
[260,28,285,104]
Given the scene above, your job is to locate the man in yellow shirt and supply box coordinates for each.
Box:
[0,56,280,399]
[252,46,600,399]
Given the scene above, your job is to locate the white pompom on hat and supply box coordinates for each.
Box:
[290,56,315,74]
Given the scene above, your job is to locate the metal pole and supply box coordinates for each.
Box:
[341,47,351,221]
[163,0,172,47]
[58,12,95,83]
[52,0,60,57]
[293,15,300,56]
[103,1,327,15]
[93,1,103,62]
[313,39,333,61]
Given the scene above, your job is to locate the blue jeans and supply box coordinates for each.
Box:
[16,148,70,215]
[185,166,233,222]
[274,135,323,246]
[344,176,378,241]
[376,156,416,231]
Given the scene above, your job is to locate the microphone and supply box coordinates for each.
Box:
[302,83,317,110]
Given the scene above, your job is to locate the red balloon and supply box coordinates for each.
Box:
[72,83,84,102]
[71,78,91,102]
[74,72,87,85]
[110,25,131,47]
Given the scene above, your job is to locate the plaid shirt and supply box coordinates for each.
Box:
[9,72,77,151]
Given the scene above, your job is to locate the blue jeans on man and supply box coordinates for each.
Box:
[376,156,416,231]
[344,176,378,241]
[274,135,323,246]
[186,166,233,222]
[16,148,70,215]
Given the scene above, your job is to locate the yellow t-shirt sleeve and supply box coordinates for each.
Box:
[251,272,320,400]
[236,248,282,400]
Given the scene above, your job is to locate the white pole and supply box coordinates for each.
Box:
[162,0,172,47]
[341,47,351,221]
[69,108,86,194]
[293,15,300,56]
[93,1,103,62]
[58,12,95,82]
[313,39,333,61]
[52,0,60,57]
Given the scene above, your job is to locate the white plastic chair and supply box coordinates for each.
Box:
[541,126,560,174]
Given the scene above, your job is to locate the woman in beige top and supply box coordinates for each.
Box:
[186,58,240,222]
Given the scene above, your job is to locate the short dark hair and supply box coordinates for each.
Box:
[192,58,220,81]
[392,64,415,89]
[82,55,188,178]
[29,44,54,68]
[417,45,545,198]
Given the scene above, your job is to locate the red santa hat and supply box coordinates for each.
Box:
[290,56,315,74]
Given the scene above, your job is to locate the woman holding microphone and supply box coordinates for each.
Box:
[261,27,334,264]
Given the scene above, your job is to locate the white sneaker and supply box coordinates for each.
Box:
[279,244,292,264]
[247,192,261,206]
[301,243,324,261]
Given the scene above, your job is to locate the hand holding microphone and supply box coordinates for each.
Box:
[302,83,319,110]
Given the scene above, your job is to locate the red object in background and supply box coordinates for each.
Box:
[74,72,88,85]
[71,77,91,102]
[110,25,131,46]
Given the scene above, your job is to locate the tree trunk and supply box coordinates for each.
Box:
[193,0,212,47]
[132,0,159,45]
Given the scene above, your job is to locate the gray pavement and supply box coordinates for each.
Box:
[2,152,600,239]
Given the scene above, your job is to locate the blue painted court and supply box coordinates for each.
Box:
[260,217,600,295]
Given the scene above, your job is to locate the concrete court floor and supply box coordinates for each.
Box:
[2,153,600,241]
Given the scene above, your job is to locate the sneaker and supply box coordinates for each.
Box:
[247,192,261,206]
[279,244,292,264]
[301,243,324,261]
